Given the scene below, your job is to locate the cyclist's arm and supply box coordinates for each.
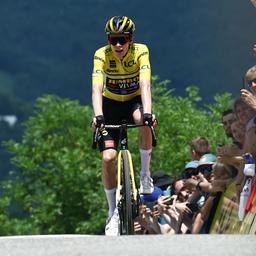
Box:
[92,51,105,116]
[140,79,152,114]
[139,45,152,114]
[92,84,103,116]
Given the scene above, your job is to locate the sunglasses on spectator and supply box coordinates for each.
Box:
[108,36,130,46]
[185,168,199,178]
[247,78,256,88]
[198,166,213,175]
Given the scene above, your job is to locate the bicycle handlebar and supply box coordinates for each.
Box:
[92,123,157,149]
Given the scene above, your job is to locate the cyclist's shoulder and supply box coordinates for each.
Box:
[94,45,112,57]
[131,43,149,52]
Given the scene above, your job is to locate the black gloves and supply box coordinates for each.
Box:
[95,113,154,127]
[143,113,153,126]
[95,115,105,127]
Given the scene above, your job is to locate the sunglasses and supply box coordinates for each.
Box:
[198,166,213,175]
[184,168,198,178]
[108,36,130,46]
[247,79,256,88]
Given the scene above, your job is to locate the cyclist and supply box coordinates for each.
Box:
[91,16,156,235]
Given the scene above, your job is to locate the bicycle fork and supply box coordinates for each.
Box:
[116,150,137,206]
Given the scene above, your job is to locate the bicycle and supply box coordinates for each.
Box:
[92,121,156,235]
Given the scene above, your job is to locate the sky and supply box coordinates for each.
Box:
[85,0,256,102]
[0,0,255,104]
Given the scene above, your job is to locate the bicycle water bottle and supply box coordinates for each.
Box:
[243,153,255,176]
[238,177,252,221]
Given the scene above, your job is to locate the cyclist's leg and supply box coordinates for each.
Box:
[99,141,120,236]
[102,149,117,217]
[101,97,120,217]
[100,97,121,236]
[133,107,152,149]
[133,107,152,175]
[132,101,154,194]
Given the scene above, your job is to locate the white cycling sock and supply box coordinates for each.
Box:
[140,148,152,177]
[104,188,116,218]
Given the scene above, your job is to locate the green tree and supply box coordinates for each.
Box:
[129,77,233,176]
[0,79,233,235]
[1,95,105,235]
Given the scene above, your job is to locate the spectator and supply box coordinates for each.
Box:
[152,170,174,192]
[230,120,245,150]
[241,65,256,111]
[197,153,217,181]
[217,100,252,196]
[250,0,256,8]
[221,109,236,138]
[184,161,236,233]
[190,136,211,160]
[217,119,245,157]
[234,98,256,157]
[138,187,164,234]
[157,181,194,234]
[182,160,199,179]
[185,162,237,194]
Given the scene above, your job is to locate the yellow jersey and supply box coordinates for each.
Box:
[92,43,151,102]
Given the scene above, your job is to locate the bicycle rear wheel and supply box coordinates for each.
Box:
[119,150,134,235]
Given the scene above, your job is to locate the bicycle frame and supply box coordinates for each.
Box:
[116,149,137,205]
[92,121,156,235]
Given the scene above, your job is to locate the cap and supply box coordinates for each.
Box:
[185,160,199,170]
[198,153,217,167]
[152,170,174,190]
[140,186,162,203]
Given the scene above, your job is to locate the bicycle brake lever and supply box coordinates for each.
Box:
[149,125,157,147]
[92,127,99,149]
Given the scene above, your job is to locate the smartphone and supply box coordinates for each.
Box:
[164,196,174,205]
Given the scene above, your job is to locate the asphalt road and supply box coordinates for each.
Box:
[0,235,255,256]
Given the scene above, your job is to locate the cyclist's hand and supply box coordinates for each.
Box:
[143,113,153,126]
[91,115,105,132]
[95,115,105,128]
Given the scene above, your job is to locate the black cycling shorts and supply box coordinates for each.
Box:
[98,96,142,152]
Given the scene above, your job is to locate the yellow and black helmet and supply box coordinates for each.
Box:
[105,16,135,35]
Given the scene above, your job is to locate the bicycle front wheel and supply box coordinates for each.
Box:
[120,150,134,235]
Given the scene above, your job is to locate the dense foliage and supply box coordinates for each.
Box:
[0,79,233,235]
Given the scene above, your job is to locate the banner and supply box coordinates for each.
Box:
[210,178,256,234]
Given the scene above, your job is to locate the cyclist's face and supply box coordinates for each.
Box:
[108,35,130,60]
